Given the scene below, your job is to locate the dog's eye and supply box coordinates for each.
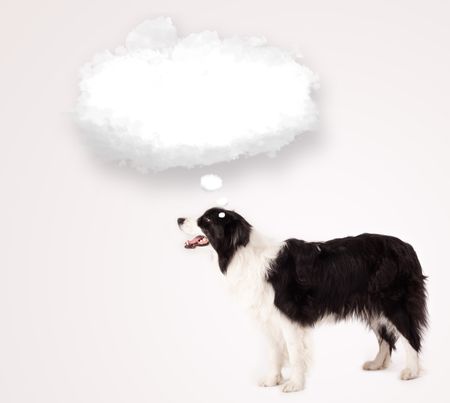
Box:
[218,212,225,218]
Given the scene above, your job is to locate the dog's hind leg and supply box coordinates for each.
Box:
[363,340,390,370]
[363,321,397,371]
[392,248,427,380]
[387,308,424,380]
[399,335,420,380]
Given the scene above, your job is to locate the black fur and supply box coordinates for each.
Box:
[197,208,252,273]
[379,324,398,353]
[195,208,428,354]
[268,235,428,352]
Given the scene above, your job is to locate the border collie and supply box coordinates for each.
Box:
[177,208,427,392]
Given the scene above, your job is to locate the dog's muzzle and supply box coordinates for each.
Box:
[178,217,210,249]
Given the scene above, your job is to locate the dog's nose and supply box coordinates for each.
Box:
[177,217,185,226]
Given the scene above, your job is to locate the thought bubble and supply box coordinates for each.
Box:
[215,197,229,207]
[200,174,223,191]
[76,17,318,172]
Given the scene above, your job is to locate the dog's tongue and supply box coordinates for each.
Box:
[184,235,209,249]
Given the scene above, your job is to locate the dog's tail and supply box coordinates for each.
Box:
[392,244,428,352]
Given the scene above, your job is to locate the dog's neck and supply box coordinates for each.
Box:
[215,229,283,275]
[218,230,285,317]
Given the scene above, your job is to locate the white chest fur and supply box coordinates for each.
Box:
[224,231,284,323]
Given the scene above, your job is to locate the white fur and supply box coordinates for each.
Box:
[363,341,391,370]
[363,316,397,370]
[180,221,421,390]
[180,217,203,236]
[224,231,310,392]
[400,336,420,380]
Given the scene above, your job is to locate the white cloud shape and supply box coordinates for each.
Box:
[200,174,223,191]
[76,17,318,172]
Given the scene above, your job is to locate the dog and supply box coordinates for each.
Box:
[177,207,428,392]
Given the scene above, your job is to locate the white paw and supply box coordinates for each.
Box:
[400,368,419,380]
[281,379,304,393]
[363,360,384,371]
[258,374,283,387]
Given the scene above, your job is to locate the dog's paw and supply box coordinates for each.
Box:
[281,379,304,393]
[258,374,283,387]
[400,367,419,380]
[363,360,384,371]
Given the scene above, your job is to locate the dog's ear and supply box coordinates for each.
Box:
[229,220,251,250]
[203,222,224,251]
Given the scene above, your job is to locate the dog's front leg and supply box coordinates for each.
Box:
[258,325,285,387]
[279,318,308,393]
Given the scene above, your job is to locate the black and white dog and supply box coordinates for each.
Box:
[177,208,427,392]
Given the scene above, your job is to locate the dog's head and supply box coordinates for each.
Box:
[178,208,252,272]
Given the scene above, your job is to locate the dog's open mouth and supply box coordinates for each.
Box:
[184,235,209,249]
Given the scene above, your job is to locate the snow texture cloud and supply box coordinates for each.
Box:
[76,17,318,172]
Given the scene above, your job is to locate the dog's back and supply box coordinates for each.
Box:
[268,233,428,353]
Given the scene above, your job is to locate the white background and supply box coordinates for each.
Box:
[1,1,450,402]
